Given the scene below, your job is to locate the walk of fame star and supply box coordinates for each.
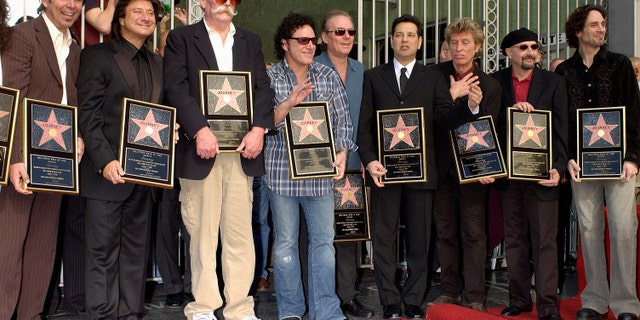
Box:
[585,114,618,146]
[336,178,360,206]
[35,110,71,150]
[132,109,169,147]
[211,78,245,114]
[515,115,545,147]
[458,123,489,151]
[385,116,417,148]
[292,109,325,142]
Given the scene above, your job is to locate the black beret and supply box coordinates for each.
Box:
[500,28,538,55]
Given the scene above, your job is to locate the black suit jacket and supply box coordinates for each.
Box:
[77,40,163,201]
[163,21,275,180]
[491,67,569,200]
[358,62,451,190]
[433,61,502,184]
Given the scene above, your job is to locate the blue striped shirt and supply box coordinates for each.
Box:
[264,59,357,197]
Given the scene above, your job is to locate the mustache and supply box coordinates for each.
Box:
[522,54,537,60]
[212,5,238,16]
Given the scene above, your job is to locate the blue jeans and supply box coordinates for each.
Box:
[269,190,344,320]
[252,177,270,279]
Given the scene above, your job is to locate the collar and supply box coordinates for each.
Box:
[120,38,147,61]
[42,12,72,47]
[393,58,417,77]
[454,65,474,80]
[570,45,609,67]
[316,51,356,73]
[203,21,236,38]
[511,68,534,82]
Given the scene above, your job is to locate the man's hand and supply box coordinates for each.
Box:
[237,126,265,159]
[449,74,479,101]
[568,159,581,182]
[9,163,32,195]
[174,123,181,144]
[195,126,219,159]
[467,84,483,110]
[478,177,495,185]
[332,151,347,180]
[366,160,387,188]
[512,101,535,112]
[77,137,85,162]
[539,168,561,187]
[274,78,315,124]
[621,161,638,183]
[102,160,125,185]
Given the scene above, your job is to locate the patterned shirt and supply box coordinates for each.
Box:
[264,59,357,197]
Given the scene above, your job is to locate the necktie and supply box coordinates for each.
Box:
[400,67,408,94]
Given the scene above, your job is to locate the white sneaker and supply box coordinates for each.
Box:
[192,311,217,320]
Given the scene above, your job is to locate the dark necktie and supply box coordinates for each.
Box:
[400,67,408,94]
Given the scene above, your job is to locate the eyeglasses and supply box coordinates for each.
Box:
[516,43,540,51]
[214,0,241,5]
[325,28,356,36]
[289,37,318,45]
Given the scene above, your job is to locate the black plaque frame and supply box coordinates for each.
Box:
[119,98,176,189]
[577,106,626,180]
[507,108,552,181]
[0,86,20,186]
[283,101,338,180]
[23,98,79,194]
[199,70,253,153]
[377,107,427,184]
[449,116,507,184]
[333,171,370,242]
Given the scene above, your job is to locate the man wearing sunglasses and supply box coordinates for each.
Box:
[163,0,275,319]
[491,27,568,320]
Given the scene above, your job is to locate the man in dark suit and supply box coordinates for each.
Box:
[428,17,501,312]
[357,14,451,320]
[0,0,83,318]
[77,0,163,318]
[491,28,568,320]
[163,0,274,318]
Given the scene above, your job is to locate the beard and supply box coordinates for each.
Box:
[212,5,238,17]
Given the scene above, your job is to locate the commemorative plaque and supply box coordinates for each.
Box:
[333,171,370,242]
[23,98,78,194]
[283,101,338,180]
[507,108,552,181]
[449,116,507,183]
[377,107,426,184]
[200,70,252,152]
[0,86,19,186]
[577,106,625,180]
[119,98,176,189]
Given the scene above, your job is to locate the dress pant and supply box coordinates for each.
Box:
[85,185,153,319]
[433,174,487,304]
[369,184,432,306]
[0,186,62,320]
[500,181,559,318]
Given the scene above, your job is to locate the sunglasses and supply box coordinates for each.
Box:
[326,28,356,36]
[517,43,540,51]
[214,0,241,5]
[289,37,318,45]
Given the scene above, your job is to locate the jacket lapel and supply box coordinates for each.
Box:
[194,20,218,70]
[149,53,162,103]
[526,68,544,106]
[403,64,426,97]
[501,68,517,106]
[382,63,401,98]
[111,41,141,100]
[34,17,63,87]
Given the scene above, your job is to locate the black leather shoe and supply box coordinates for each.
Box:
[539,313,563,320]
[501,305,532,316]
[184,292,195,302]
[341,299,374,318]
[618,313,639,320]
[382,304,402,319]
[404,304,424,319]
[576,308,608,320]
[165,292,184,309]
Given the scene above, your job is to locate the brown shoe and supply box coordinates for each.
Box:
[426,295,462,307]
[254,277,269,292]
[469,302,487,313]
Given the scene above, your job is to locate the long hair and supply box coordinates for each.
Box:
[565,4,607,49]
[0,0,10,52]
[110,0,162,41]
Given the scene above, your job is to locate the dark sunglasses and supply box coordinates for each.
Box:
[289,37,318,45]
[517,43,540,51]
[214,0,241,5]
[326,28,356,36]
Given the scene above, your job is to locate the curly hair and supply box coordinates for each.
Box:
[110,0,162,41]
[444,17,484,47]
[565,4,607,49]
[273,12,316,61]
[391,14,423,37]
[0,0,10,52]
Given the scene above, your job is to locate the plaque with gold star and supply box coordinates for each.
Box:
[0,86,19,186]
[577,106,626,180]
[283,101,338,180]
[449,116,507,184]
[23,98,79,194]
[377,107,426,184]
[333,171,370,242]
[507,108,552,181]
[199,70,252,153]
[119,98,176,189]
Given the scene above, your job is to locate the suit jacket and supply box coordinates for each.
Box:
[163,21,275,180]
[433,61,502,184]
[492,67,569,200]
[358,62,451,190]
[3,16,80,166]
[77,39,163,201]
